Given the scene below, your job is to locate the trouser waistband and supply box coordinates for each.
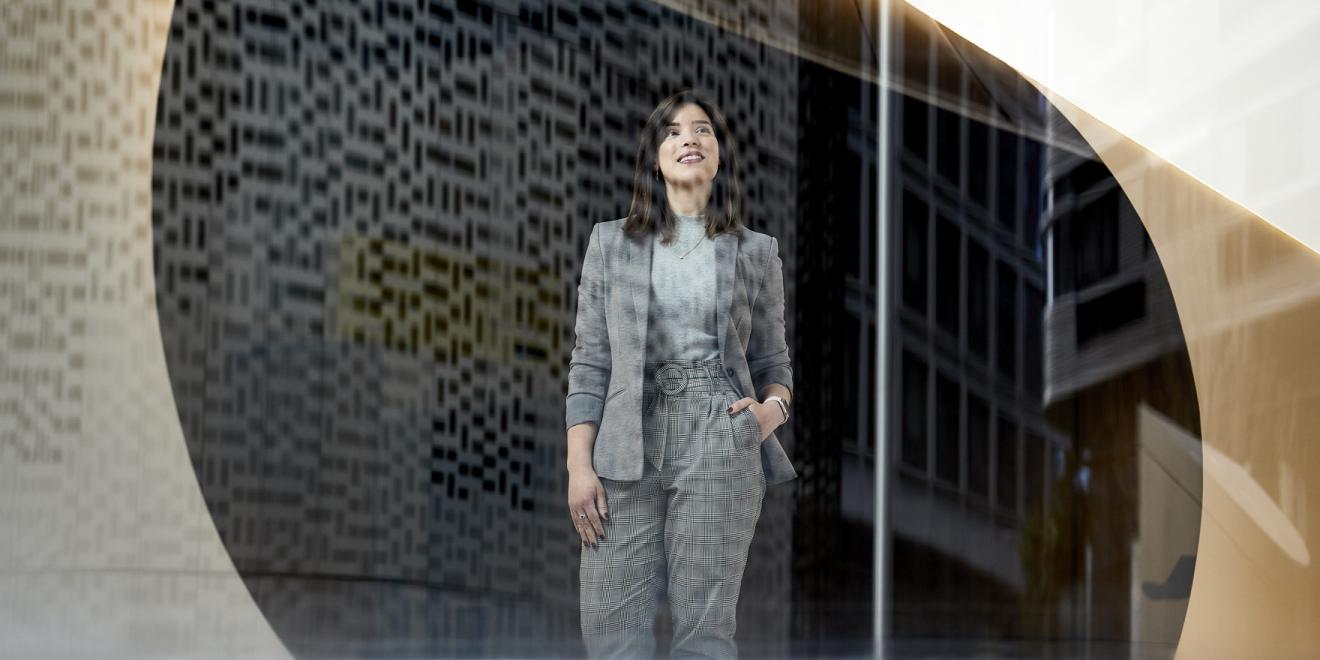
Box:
[643,359,732,397]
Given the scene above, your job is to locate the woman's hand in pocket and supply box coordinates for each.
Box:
[568,467,609,549]
[727,397,777,442]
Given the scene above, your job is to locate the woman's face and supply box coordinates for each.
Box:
[656,103,720,188]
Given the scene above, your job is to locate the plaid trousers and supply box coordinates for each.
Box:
[580,359,767,659]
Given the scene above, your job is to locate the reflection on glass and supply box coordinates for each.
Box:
[888,6,1201,657]
[0,0,1233,656]
[147,0,883,657]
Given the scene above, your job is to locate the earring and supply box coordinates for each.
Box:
[653,168,660,179]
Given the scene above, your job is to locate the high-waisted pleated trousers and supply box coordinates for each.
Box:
[580,358,767,659]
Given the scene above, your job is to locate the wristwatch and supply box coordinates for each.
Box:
[763,395,789,425]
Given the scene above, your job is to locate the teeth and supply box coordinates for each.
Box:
[680,155,702,163]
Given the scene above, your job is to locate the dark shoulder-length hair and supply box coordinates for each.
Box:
[623,89,744,244]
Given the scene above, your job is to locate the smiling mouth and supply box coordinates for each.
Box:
[678,155,704,164]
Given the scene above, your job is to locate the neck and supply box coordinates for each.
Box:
[664,182,712,217]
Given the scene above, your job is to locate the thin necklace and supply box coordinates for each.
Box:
[675,215,706,259]
[679,232,706,259]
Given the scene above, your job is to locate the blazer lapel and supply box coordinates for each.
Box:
[626,229,652,350]
[714,231,737,360]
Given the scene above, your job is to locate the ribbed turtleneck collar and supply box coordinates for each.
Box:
[663,212,708,242]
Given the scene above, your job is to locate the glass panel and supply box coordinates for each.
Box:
[902,350,930,472]
[967,393,991,498]
[997,416,1019,515]
[936,213,961,338]
[1024,284,1044,396]
[903,94,929,162]
[967,239,990,358]
[936,106,962,186]
[996,129,1019,234]
[1024,431,1045,513]
[996,261,1018,382]
[902,190,929,315]
[968,120,990,207]
[935,372,961,485]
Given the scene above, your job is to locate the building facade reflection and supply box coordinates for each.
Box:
[1039,109,1201,647]
[885,8,1202,656]
[891,8,1058,640]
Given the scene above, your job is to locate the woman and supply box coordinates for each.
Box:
[565,89,797,659]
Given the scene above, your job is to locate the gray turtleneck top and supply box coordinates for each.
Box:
[646,212,720,361]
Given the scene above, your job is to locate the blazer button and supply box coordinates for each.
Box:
[726,368,734,375]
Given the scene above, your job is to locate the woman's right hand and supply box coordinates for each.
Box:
[568,468,609,549]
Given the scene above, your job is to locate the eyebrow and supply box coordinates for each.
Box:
[664,120,713,127]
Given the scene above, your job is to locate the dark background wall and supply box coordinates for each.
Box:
[151,1,879,657]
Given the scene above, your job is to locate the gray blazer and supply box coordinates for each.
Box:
[565,217,798,485]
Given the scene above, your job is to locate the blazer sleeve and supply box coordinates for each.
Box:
[565,222,612,430]
[747,235,794,400]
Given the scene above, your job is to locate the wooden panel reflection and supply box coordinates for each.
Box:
[1047,91,1320,658]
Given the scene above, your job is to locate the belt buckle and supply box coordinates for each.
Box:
[655,364,689,396]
